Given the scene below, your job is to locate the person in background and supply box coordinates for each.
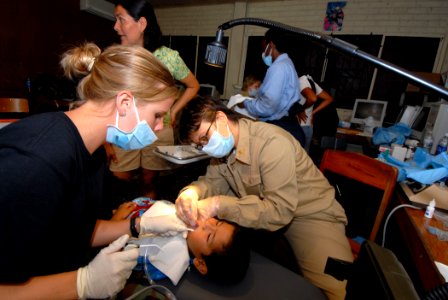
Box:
[112,199,250,285]
[0,42,187,299]
[297,74,334,152]
[174,97,353,300]
[239,28,305,147]
[111,0,200,199]
[227,74,261,119]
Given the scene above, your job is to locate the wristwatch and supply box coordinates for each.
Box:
[130,217,139,238]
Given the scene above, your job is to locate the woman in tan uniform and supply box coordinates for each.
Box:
[175,96,353,300]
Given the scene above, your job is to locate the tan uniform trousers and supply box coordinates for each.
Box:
[284,202,354,300]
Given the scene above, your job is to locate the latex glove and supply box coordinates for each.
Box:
[175,188,200,228]
[77,234,138,300]
[140,213,191,237]
[197,196,220,221]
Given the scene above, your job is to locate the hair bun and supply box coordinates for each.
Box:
[60,42,101,80]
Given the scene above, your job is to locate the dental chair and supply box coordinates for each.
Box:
[122,251,327,300]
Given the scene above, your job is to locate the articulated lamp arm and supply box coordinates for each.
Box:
[205,17,448,99]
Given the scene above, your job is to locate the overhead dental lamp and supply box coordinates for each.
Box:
[204,17,448,99]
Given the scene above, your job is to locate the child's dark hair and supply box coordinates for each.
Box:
[202,225,251,285]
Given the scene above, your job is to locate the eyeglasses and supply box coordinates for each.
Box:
[197,120,214,147]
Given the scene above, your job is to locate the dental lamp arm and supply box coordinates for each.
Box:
[208,17,448,99]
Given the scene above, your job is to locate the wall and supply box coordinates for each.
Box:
[1,0,446,102]
[155,0,448,98]
[0,0,116,99]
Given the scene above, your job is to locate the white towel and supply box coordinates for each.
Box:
[137,201,190,285]
[227,94,256,119]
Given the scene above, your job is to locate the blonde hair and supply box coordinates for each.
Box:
[60,42,177,103]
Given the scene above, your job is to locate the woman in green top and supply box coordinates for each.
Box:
[110,0,200,198]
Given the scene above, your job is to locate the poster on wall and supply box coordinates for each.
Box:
[323,1,347,31]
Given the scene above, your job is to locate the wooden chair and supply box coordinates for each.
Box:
[0,98,29,128]
[319,150,398,256]
[0,98,29,113]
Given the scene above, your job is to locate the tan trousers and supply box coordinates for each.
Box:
[285,201,354,300]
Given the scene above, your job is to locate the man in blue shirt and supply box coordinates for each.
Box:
[243,29,305,146]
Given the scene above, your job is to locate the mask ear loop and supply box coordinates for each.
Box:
[132,97,142,124]
[114,110,121,127]
[114,97,142,129]
[215,118,232,138]
[264,44,272,56]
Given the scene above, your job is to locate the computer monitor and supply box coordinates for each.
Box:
[198,83,220,99]
[350,99,388,128]
[396,105,428,140]
[404,102,448,153]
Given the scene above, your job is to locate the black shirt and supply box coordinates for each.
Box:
[0,112,106,282]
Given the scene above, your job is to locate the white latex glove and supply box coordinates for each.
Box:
[140,213,191,237]
[175,188,200,228]
[77,234,138,300]
[197,196,220,221]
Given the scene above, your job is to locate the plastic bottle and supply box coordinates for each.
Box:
[405,146,415,160]
[435,133,448,155]
[425,199,436,218]
[422,127,434,153]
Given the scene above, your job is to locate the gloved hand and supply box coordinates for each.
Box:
[197,196,220,221]
[175,188,200,228]
[77,234,138,300]
[140,213,191,236]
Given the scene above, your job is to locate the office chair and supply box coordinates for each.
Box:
[319,149,398,256]
[344,240,419,300]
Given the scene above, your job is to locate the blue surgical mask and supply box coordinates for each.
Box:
[106,98,158,150]
[261,45,272,67]
[248,88,258,97]
[202,123,235,158]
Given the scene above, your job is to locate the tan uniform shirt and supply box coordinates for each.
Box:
[187,118,346,230]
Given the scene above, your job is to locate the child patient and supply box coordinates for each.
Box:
[112,199,250,286]
[227,74,261,119]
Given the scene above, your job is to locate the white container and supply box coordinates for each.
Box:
[424,199,436,218]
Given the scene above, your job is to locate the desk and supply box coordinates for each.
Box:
[335,127,379,157]
[336,127,372,145]
[391,183,447,292]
